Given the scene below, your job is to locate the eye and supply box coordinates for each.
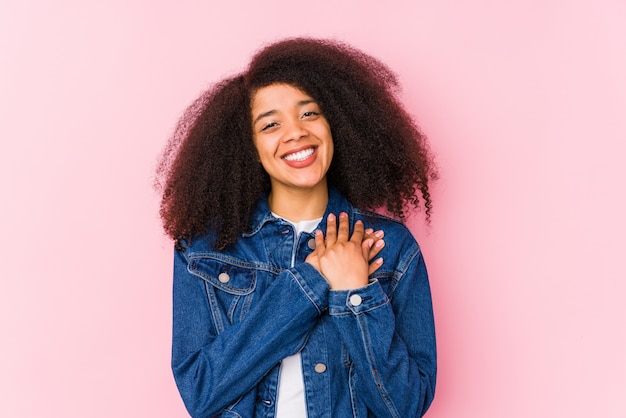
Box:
[260,122,278,132]
[302,111,320,118]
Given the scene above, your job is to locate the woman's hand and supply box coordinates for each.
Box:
[305,212,385,290]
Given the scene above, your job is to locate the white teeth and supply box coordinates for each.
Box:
[283,148,315,162]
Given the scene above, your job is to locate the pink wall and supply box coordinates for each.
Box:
[1,0,624,416]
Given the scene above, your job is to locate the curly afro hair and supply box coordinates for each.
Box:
[156,37,437,250]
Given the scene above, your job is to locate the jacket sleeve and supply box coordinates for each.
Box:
[328,239,436,417]
[171,249,330,417]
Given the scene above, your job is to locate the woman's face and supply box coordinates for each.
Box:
[251,83,334,194]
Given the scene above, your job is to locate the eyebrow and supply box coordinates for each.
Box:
[252,99,317,126]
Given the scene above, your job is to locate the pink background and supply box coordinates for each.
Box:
[1,1,625,416]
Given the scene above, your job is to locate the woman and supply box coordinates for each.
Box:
[156,37,438,417]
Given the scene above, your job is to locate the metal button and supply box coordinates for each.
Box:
[218,272,230,283]
[349,294,362,306]
[308,239,316,250]
[314,363,327,373]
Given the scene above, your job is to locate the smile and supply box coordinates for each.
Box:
[282,147,316,162]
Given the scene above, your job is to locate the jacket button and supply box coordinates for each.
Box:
[218,272,230,283]
[314,363,327,373]
[349,294,362,306]
[308,239,316,250]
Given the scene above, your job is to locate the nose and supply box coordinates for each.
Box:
[283,119,308,142]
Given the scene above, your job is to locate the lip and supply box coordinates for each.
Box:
[281,146,318,168]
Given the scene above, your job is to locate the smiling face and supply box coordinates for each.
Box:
[251,83,334,197]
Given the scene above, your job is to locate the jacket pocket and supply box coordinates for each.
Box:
[188,255,257,334]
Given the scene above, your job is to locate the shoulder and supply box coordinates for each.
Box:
[353,208,417,242]
[176,226,273,270]
[176,230,219,259]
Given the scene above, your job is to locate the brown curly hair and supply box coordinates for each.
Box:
[156,37,437,250]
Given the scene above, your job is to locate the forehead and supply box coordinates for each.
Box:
[251,83,314,111]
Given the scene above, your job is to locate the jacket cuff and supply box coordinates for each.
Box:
[328,279,389,315]
[288,262,330,313]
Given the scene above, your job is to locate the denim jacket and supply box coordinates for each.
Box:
[171,188,437,417]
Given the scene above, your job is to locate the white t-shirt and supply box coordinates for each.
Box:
[273,215,321,418]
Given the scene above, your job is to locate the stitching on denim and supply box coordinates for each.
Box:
[188,259,257,295]
[240,293,253,322]
[188,252,281,274]
[288,269,323,315]
[227,294,240,324]
[204,281,224,335]
[396,244,420,275]
[356,315,401,418]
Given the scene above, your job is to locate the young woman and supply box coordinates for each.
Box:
[156,37,438,417]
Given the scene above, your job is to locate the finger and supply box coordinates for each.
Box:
[368,238,385,261]
[337,212,349,242]
[325,213,337,245]
[305,244,321,272]
[314,229,326,254]
[361,236,373,260]
[364,229,383,242]
[368,257,384,275]
[351,219,365,243]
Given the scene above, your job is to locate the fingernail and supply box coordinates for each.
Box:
[375,240,385,248]
[328,213,335,221]
[368,239,374,248]
[365,228,374,234]
[340,212,347,218]
[374,230,384,238]
[356,220,363,225]
[376,258,383,264]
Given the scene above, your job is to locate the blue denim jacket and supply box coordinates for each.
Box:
[172,188,436,417]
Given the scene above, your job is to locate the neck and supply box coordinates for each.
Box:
[268,182,329,222]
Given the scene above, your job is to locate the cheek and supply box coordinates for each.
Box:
[255,147,275,172]
[252,138,266,160]
[256,144,272,161]
[326,135,335,159]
